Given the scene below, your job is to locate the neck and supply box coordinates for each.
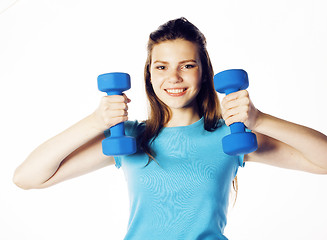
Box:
[165,107,201,128]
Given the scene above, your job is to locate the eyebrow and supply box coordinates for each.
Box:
[152,59,198,64]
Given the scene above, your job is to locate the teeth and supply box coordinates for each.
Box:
[166,88,185,94]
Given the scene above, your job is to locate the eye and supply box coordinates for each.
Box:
[183,64,196,69]
[156,66,166,70]
[185,64,195,69]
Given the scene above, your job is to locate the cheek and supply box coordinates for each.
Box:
[191,71,202,89]
[152,83,160,95]
[150,79,164,98]
[150,73,164,91]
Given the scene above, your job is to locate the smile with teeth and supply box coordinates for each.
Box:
[165,88,187,96]
[166,88,186,94]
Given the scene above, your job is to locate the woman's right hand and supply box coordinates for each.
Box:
[92,93,131,133]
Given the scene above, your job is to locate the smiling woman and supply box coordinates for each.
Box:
[12,16,327,240]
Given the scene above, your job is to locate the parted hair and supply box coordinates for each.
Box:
[139,17,238,203]
[140,17,222,161]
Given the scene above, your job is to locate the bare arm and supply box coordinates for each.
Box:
[13,94,130,189]
[247,113,327,174]
[221,90,327,174]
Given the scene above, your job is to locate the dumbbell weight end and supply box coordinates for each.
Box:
[222,130,258,156]
[97,72,137,156]
[214,69,258,156]
[102,134,136,156]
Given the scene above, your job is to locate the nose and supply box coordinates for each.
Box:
[168,69,183,84]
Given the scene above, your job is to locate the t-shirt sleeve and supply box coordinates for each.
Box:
[238,154,246,168]
[104,120,143,169]
[237,128,255,168]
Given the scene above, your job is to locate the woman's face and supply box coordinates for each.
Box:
[150,39,202,112]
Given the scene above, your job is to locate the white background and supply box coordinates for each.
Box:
[1,0,327,239]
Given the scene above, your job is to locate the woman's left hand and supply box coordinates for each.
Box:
[221,90,260,130]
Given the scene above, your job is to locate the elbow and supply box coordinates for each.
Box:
[12,169,42,190]
[310,166,327,175]
[13,176,32,190]
[12,170,31,190]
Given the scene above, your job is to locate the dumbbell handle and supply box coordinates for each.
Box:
[106,91,125,138]
[225,88,239,95]
[230,122,245,133]
[225,88,247,134]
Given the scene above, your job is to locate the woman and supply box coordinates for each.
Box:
[13,17,327,240]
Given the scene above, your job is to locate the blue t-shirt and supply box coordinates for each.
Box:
[105,117,245,240]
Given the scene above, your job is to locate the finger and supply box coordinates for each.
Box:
[122,93,131,103]
[110,115,129,127]
[105,102,128,111]
[224,111,248,126]
[222,97,250,112]
[222,90,245,102]
[103,95,126,103]
[223,105,249,120]
[222,90,248,105]
[106,109,128,119]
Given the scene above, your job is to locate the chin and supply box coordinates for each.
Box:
[168,101,196,111]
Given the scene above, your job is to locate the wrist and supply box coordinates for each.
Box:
[251,110,266,132]
[87,112,106,135]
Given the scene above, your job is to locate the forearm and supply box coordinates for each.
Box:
[253,112,327,170]
[14,113,103,188]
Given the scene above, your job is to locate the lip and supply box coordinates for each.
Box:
[164,88,188,97]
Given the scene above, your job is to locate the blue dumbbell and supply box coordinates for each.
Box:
[214,69,258,155]
[97,72,136,156]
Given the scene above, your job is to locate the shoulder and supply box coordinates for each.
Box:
[209,118,229,133]
[216,118,225,128]
[124,120,146,137]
